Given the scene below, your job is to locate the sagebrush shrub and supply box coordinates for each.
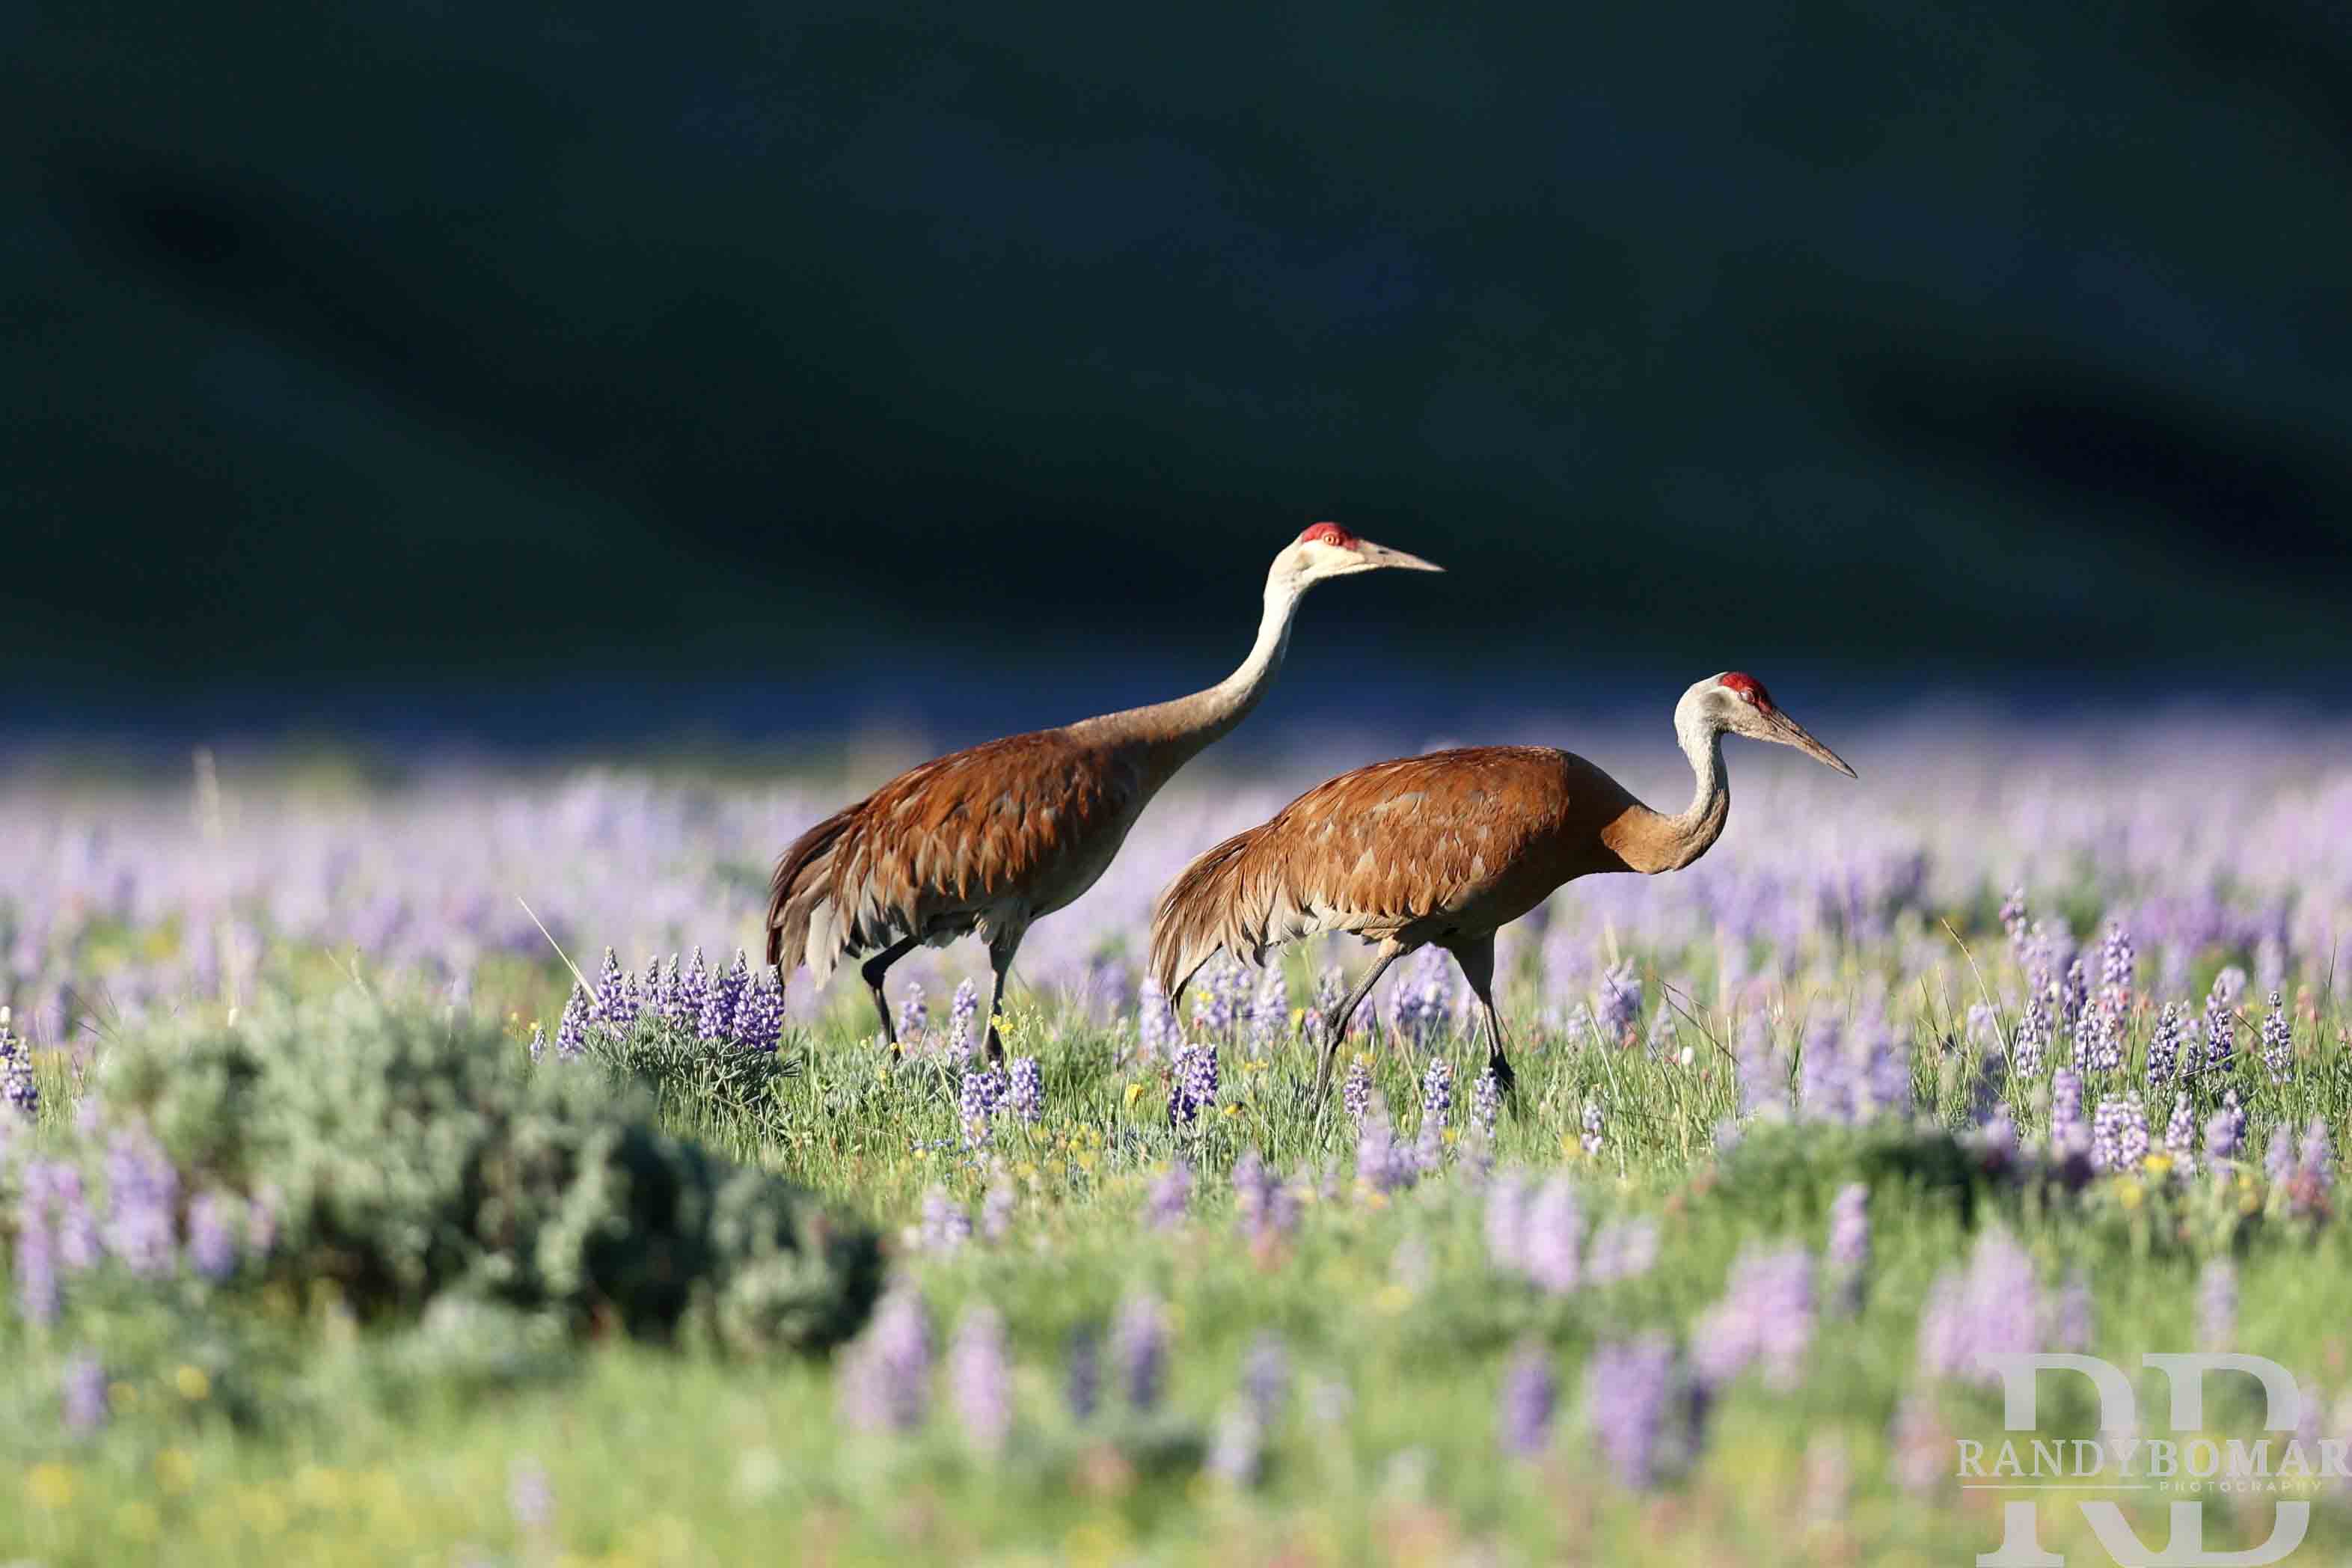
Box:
[88,992,879,1353]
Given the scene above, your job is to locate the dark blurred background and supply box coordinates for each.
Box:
[5,1,2350,747]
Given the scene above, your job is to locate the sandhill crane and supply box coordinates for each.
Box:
[767,524,1442,1062]
[1149,672,1855,1097]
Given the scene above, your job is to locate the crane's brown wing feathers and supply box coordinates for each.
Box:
[770,729,1144,983]
[1151,747,1627,992]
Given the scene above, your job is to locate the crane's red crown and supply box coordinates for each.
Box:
[1297,521,1360,548]
[1718,672,1776,712]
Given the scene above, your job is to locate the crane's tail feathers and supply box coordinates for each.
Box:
[766,806,860,984]
[1149,822,1308,997]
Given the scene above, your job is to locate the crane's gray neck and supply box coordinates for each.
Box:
[1071,569,1303,762]
[1659,698,1730,870]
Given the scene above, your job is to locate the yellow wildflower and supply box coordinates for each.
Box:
[175,1364,212,1401]
[156,1448,197,1493]
[26,1462,75,1510]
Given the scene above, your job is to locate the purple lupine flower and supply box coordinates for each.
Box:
[590,947,637,1032]
[526,1023,546,1063]
[839,1287,931,1432]
[1244,966,1289,1050]
[1522,1175,1583,1294]
[61,1350,107,1434]
[1853,1011,1913,1121]
[2205,1089,2245,1165]
[2200,969,2243,1074]
[1242,1332,1289,1425]
[1111,1293,1169,1412]
[186,1191,238,1282]
[1146,1158,1192,1229]
[1471,1068,1501,1139]
[1581,1097,1605,1157]
[919,1186,971,1253]
[675,946,709,1026]
[1800,1013,1852,1122]
[1584,1335,1679,1489]
[1306,967,1346,1044]
[646,955,678,1023]
[1231,1148,1288,1244]
[961,1065,1006,1148]
[1692,1245,1815,1391]
[896,982,928,1045]
[1354,1103,1416,1194]
[554,984,591,1060]
[1736,1014,1786,1118]
[947,1305,1013,1455]
[0,1008,36,1119]
[730,973,785,1054]
[981,1180,1015,1243]
[40,1164,99,1272]
[1007,1057,1044,1124]
[1827,1183,1869,1314]
[1191,959,1240,1039]
[1970,1106,2020,1172]
[1169,1043,1219,1127]
[13,1204,57,1324]
[1593,961,1641,1046]
[1498,1340,1558,1457]
[2294,1118,2334,1196]
[1484,1171,1528,1275]
[1341,1057,1372,1123]
[1587,1216,1661,1285]
[2050,1069,2090,1161]
[2059,958,2089,1031]
[1388,946,1452,1047]
[2090,1097,2149,1172]
[2098,920,2135,1014]
[2073,1006,2121,1077]
[2014,991,2051,1079]
[104,1124,179,1278]
[2163,1092,2197,1173]
[2000,886,2030,955]
[2260,990,2292,1085]
[699,951,748,1047]
[1064,1327,1100,1420]
[1421,1057,1453,1127]
[2264,1126,2294,1186]
[949,978,981,1066]
[2146,1003,2185,1091]
[1135,976,1175,1064]
[1207,1402,1264,1484]
[2197,1259,2236,1352]
[1917,1229,2043,1385]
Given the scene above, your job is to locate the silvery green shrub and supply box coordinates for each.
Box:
[92,992,879,1353]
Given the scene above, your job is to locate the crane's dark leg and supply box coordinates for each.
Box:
[1444,934,1516,1096]
[1315,940,1408,1102]
[860,934,923,1058]
[980,929,1023,1065]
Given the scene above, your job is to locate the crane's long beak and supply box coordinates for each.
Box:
[1356,540,1445,572]
[1765,708,1857,778]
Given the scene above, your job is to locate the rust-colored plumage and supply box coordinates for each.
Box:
[1149,674,1855,1094]
[765,526,1442,1059]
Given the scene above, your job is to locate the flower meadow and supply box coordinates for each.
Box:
[7,711,2352,1565]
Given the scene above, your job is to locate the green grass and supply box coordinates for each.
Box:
[7,969,2352,1567]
